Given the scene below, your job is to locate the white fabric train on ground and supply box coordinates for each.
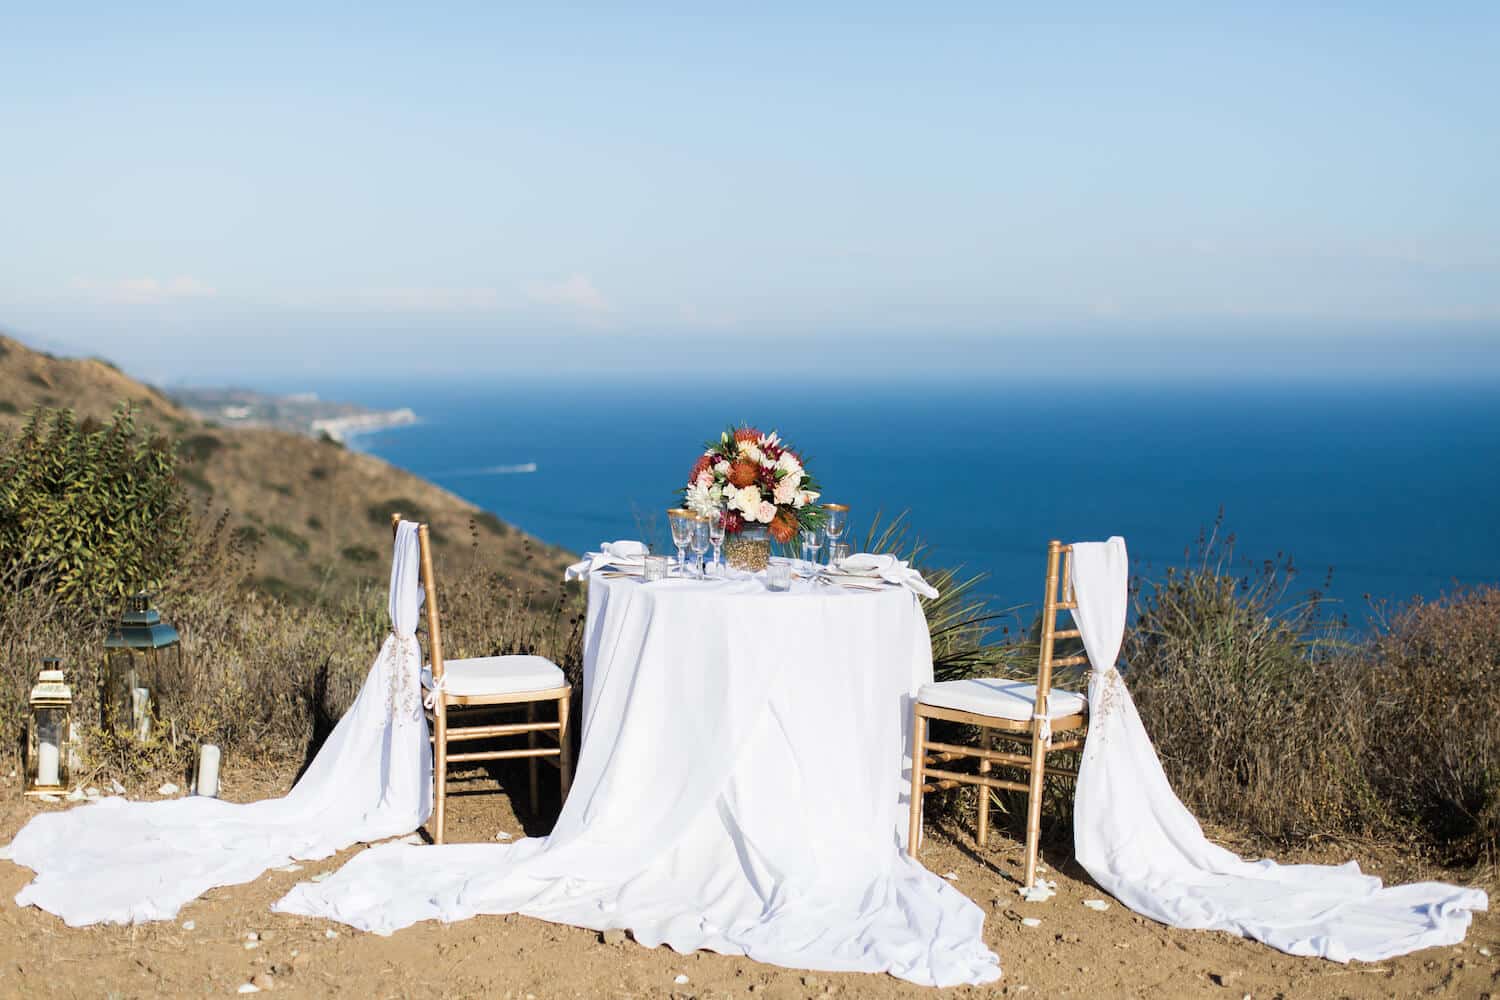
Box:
[276,571,998,987]
[1069,537,1488,962]
[0,522,433,926]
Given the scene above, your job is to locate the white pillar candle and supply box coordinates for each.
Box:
[132,687,151,740]
[196,744,221,798]
[37,740,60,787]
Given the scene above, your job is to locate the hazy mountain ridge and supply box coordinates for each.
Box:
[0,333,574,601]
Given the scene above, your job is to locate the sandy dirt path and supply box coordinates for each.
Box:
[0,761,1493,999]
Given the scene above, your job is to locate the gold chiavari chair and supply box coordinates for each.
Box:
[908,539,1088,889]
[393,514,574,844]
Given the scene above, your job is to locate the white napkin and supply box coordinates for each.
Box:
[837,553,940,599]
[565,540,649,580]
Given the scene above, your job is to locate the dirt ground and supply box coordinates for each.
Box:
[0,760,1493,1000]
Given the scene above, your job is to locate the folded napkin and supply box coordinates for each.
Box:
[838,553,941,599]
[565,540,649,581]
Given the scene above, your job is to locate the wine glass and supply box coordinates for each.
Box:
[823,503,848,567]
[708,514,726,575]
[690,516,711,579]
[668,509,694,576]
[801,528,823,575]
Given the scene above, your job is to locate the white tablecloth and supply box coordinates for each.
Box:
[277,571,1000,987]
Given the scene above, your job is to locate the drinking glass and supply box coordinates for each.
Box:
[707,514,726,574]
[643,554,669,582]
[800,528,823,575]
[668,509,694,576]
[823,503,848,567]
[828,541,850,569]
[766,558,793,592]
[690,516,711,578]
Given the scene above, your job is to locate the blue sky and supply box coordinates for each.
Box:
[1,3,1497,381]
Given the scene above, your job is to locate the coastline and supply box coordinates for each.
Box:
[312,407,418,444]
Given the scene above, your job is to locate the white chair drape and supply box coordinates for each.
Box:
[1071,537,1488,962]
[0,522,433,926]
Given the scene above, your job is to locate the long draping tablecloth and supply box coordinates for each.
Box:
[277,572,1001,987]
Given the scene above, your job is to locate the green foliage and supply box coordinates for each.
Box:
[232,524,264,548]
[178,433,223,464]
[366,498,429,526]
[473,510,510,537]
[0,400,17,415]
[308,465,330,481]
[340,544,378,564]
[266,523,309,555]
[0,406,191,606]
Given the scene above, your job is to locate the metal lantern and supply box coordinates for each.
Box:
[26,659,72,796]
[103,592,182,740]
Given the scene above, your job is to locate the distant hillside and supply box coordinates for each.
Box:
[0,333,574,600]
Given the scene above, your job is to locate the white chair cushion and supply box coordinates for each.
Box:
[421,655,565,697]
[917,678,1086,720]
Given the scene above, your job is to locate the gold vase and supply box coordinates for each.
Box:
[723,526,771,571]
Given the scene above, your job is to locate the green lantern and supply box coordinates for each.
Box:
[103,593,183,740]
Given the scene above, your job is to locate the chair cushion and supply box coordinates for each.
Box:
[917,678,1086,720]
[422,655,565,697]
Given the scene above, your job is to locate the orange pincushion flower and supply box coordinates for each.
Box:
[769,508,798,544]
[728,460,759,487]
[734,427,761,444]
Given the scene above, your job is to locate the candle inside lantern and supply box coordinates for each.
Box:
[132,687,151,740]
[37,740,60,787]
[196,744,221,798]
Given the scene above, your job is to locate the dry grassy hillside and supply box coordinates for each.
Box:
[0,333,573,600]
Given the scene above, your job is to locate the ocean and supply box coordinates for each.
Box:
[302,376,1499,627]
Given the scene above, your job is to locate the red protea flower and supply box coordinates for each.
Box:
[721,510,744,534]
[734,427,761,444]
[769,508,798,544]
[728,460,759,488]
[689,454,714,482]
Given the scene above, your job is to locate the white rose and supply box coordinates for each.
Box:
[775,451,801,474]
[714,460,731,476]
[778,468,803,492]
[695,470,713,487]
[756,501,777,524]
[773,478,798,505]
[744,444,763,465]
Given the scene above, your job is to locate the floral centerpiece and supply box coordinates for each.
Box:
[684,426,824,570]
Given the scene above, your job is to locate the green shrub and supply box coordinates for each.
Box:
[340,544,378,564]
[306,515,323,531]
[233,524,264,548]
[265,481,293,496]
[266,523,309,555]
[0,406,191,606]
[309,465,330,481]
[366,498,429,526]
[474,510,510,537]
[178,433,223,464]
[0,400,17,415]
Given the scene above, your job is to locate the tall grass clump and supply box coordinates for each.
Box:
[1124,519,1376,843]
[1358,586,1500,864]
